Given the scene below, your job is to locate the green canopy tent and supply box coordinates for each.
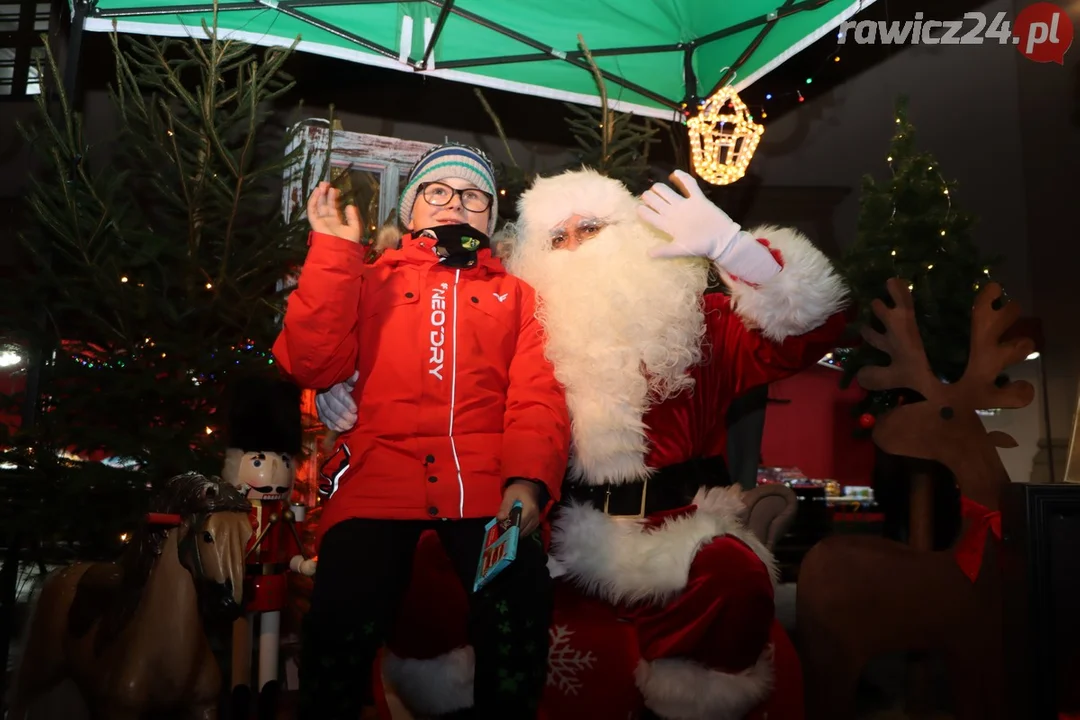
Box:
[70,0,875,120]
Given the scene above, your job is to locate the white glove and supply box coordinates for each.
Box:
[315,371,359,433]
[290,554,317,577]
[638,170,781,284]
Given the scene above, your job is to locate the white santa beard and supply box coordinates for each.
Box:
[512,222,709,485]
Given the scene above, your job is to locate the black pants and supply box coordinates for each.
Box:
[297,517,553,719]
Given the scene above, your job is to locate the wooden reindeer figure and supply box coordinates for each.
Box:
[796,277,1035,720]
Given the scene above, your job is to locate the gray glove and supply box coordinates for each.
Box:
[315,371,359,433]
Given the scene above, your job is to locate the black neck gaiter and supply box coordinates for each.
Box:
[417,224,491,268]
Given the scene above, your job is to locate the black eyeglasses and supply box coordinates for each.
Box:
[418,182,493,213]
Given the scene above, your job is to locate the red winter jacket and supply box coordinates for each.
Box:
[272,232,571,545]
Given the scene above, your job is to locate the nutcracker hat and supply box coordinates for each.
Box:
[224,376,303,456]
[399,142,499,236]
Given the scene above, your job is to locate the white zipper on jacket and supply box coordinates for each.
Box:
[448,268,465,517]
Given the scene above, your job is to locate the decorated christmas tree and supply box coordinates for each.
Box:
[1,21,313,550]
[837,96,1002,429]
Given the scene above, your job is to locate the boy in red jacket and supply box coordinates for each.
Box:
[273,143,570,719]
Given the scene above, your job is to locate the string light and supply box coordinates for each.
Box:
[747,3,868,120]
[67,340,277,372]
[120,276,129,283]
[687,86,764,185]
[205,282,212,290]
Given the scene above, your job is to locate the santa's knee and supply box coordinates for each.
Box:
[696,534,773,595]
[688,535,775,667]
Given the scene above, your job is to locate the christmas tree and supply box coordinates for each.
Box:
[837,96,1002,427]
[1,21,314,550]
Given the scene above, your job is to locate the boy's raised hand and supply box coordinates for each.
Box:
[307,182,363,243]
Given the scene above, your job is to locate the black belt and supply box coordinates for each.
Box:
[562,455,731,517]
[246,562,289,576]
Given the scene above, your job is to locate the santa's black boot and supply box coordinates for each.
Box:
[230,684,252,720]
[257,679,280,720]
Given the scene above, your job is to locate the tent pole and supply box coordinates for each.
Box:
[417,0,453,69]
[692,0,829,49]
[709,0,796,95]
[433,2,680,111]
[438,43,681,70]
[681,45,698,107]
[63,0,93,108]
[95,0,400,18]
[276,4,398,59]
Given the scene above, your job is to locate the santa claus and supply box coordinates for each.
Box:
[316,167,848,718]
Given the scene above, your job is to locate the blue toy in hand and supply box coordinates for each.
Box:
[474,500,523,592]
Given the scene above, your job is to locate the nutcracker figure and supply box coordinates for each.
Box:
[222,377,316,720]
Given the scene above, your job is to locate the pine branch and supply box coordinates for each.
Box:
[473,88,517,168]
[576,34,611,164]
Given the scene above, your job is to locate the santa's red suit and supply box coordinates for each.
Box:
[329,169,849,719]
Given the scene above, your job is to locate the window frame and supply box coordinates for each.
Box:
[0,0,52,98]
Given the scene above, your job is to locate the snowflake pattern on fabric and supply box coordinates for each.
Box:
[546,624,596,696]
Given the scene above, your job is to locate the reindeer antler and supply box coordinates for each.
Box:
[957,282,1036,412]
[856,278,941,401]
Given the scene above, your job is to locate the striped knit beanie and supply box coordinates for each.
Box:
[399,143,498,236]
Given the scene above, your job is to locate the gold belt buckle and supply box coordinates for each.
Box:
[603,477,648,519]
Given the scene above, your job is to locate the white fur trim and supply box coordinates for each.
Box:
[551,486,778,606]
[382,646,474,716]
[634,646,774,720]
[374,224,403,253]
[721,225,849,342]
[515,167,641,241]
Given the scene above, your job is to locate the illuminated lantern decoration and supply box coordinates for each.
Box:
[686,86,764,185]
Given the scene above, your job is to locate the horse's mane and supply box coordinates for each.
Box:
[121,472,249,589]
[69,472,250,651]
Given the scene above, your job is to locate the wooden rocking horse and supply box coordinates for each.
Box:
[796,278,1035,719]
[7,472,253,720]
